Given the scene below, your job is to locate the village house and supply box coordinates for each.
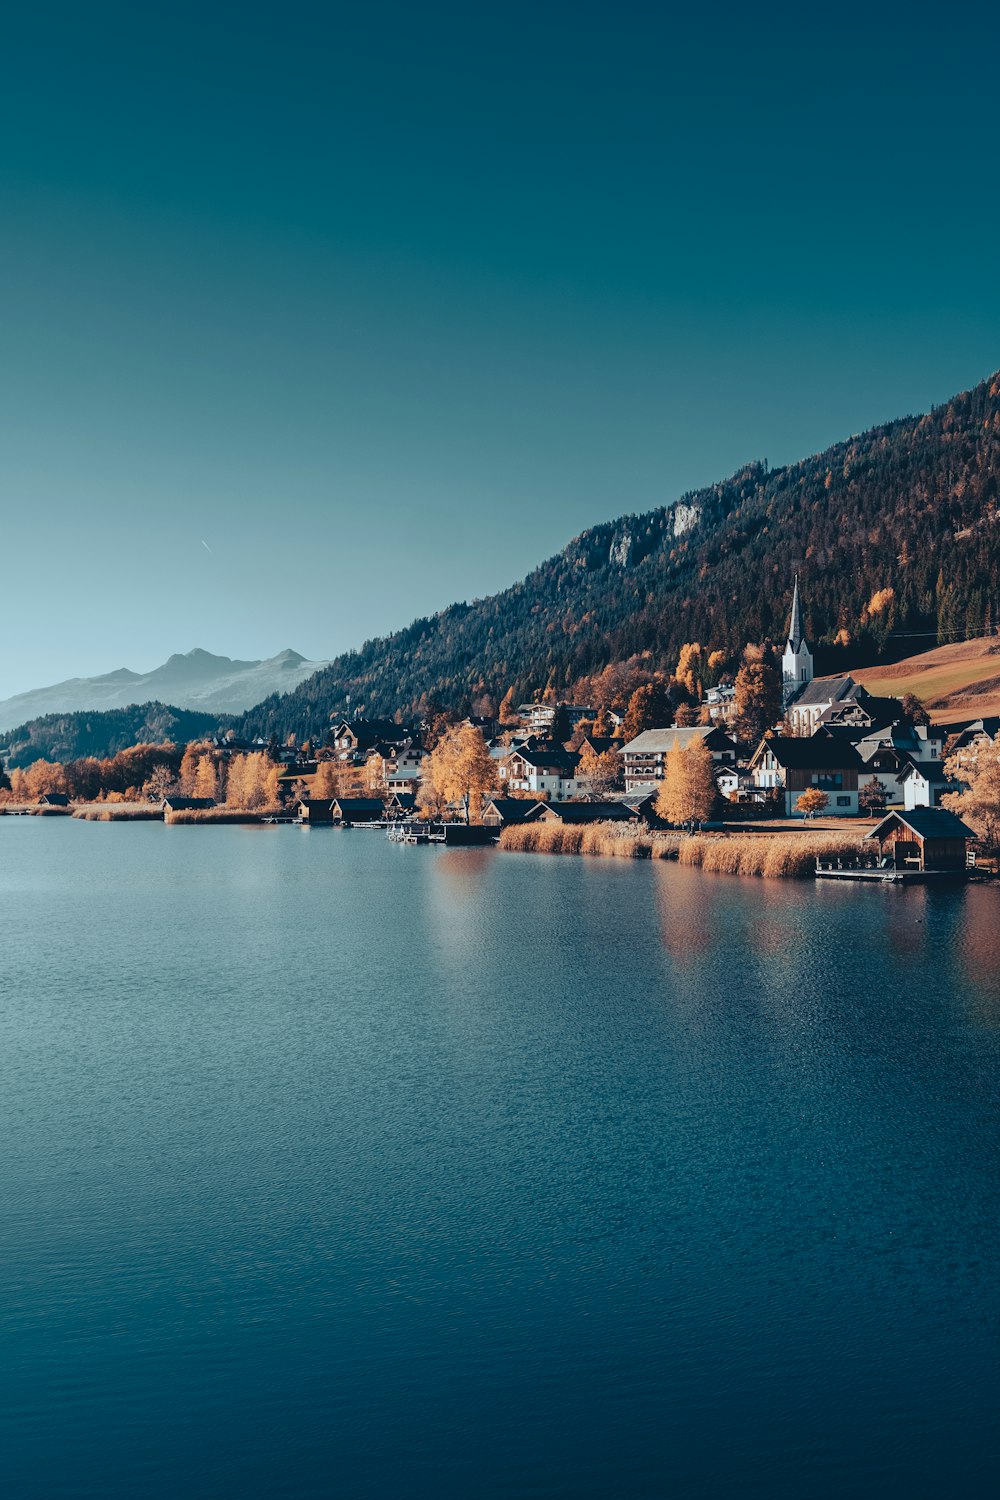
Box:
[747,732,869,816]
[574,733,624,759]
[480,797,549,828]
[161,795,216,812]
[365,740,425,790]
[864,808,976,873]
[515,702,597,735]
[497,741,579,800]
[947,717,1000,763]
[328,797,385,825]
[37,792,71,807]
[899,760,959,810]
[523,800,638,825]
[296,798,334,824]
[621,726,737,794]
[383,791,417,820]
[328,718,412,757]
[705,683,735,722]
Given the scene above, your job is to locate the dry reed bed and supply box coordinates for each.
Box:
[73,805,163,821]
[164,808,268,824]
[678,832,863,878]
[498,822,681,859]
[499,822,864,877]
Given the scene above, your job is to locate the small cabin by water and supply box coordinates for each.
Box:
[865,808,976,873]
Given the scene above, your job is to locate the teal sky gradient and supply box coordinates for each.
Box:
[2,2,999,697]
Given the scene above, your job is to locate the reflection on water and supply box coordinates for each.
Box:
[0,821,998,1500]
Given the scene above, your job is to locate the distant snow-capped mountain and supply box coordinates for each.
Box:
[0,648,327,732]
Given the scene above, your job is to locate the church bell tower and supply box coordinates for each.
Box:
[782,577,813,704]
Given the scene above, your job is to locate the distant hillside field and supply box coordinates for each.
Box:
[852,636,1000,721]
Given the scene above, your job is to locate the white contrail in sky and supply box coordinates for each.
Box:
[201,539,213,554]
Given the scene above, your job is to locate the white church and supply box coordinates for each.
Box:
[781,577,814,705]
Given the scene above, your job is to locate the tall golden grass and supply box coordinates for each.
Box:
[498,821,864,878]
[72,805,163,821]
[498,822,681,859]
[677,832,863,878]
[164,808,267,824]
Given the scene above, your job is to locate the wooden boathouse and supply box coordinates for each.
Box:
[816,807,977,882]
[865,808,976,873]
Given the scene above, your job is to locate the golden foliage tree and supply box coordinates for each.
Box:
[675,642,706,700]
[419,723,498,822]
[620,681,673,741]
[179,742,207,795]
[732,653,783,747]
[943,741,1000,850]
[796,787,829,818]
[224,753,279,810]
[193,755,219,801]
[655,739,717,826]
[576,746,622,797]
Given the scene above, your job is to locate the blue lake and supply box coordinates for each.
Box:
[1,819,998,1497]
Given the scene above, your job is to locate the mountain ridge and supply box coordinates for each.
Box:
[0,647,325,733]
[236,369,1000,741]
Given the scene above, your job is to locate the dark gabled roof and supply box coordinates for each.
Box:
[866,808,976,841]
[791,674,859,708]
[162,796,216,810]
[329,718,411,744]
[510,742,579,772]
[577,736,623,755]
[481,796,543,822]
[297,798,335,812]
[753,733,864,771]
[529,800,637,823]
[37,792,70,805]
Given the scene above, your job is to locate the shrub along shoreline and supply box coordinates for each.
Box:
[497,821,864,878]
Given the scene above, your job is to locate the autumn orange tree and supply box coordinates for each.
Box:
[226,753,282,810]
[943,741,1000,851]
[620,680,674,741]
[796,788,829,818]
[675,642,706,701]
[732,650,782,747]
[655,739,717,826]
[576,745,622,797]
[418,724,497,822]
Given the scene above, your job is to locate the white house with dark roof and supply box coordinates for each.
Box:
[497,741,579,800]
[899,760,960,811]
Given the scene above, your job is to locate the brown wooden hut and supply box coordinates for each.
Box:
[864,808,976,872]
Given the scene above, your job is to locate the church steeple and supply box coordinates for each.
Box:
[782,576,813,704]
[787,575,804,652]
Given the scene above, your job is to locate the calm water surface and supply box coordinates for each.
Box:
[1,819,998,1498]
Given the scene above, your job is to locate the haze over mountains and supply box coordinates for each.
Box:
[0,649,326,734]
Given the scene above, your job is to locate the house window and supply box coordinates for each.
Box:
[836,795,851,807]
[812,773,843,790]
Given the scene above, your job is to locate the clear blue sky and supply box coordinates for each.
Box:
[2,1,998,697]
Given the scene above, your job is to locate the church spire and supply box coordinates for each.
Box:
[788,575,803,651]
[782,576,813,705]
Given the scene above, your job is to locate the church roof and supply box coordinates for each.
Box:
[791,674,859,708]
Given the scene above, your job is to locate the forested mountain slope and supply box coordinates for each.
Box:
[238,369,1000,740]
[0,703,235,769]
